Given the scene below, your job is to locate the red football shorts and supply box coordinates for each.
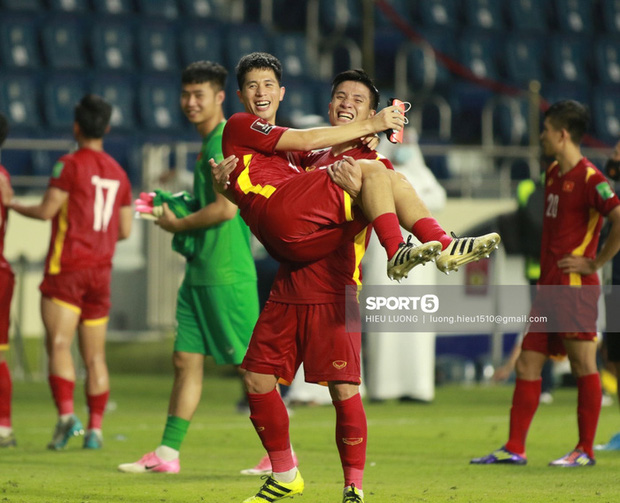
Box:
[0,267,14,348]
[254,169,367,263]
[39,267,112,322]
[241,301,362,385]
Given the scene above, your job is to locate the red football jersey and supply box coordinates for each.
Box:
[45,148,132,274]
[0,165,11,272]
[540,158,620,286]
[270,146,394,303]
[222,113,297,227]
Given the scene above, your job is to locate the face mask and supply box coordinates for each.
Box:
[605,159,620,181]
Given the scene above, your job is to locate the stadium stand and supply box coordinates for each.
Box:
[502,35,545,88]
[178,23,223,69]
[223,22,270,71]
[270,32,311,79]
[43,74,87,130]
[553,0,594,35]
[417,0,458,29]
[505,0,547,33]
[91,0,134,15]
[0,74,41,131]
[135,0,179,19]
[48,0,89,13]
[91,74,138,131]
[594,36,620,86]
[40,16,87,70]
[137,21,179,73]
[90,19,136,71]
[599,0,620,35]
[0,0,42,11]
[0,14,41,70]
[139,74,183,132]
[462,0,504,31]
[547,34,589,85]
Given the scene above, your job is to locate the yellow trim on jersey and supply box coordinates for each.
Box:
[48,201,69,275]
[343,190,354,222]
[0,344,9,351]
[238,154,277,198]
[352,227,368,288]
[585,166,596,182]
[569,208,600,286]
[82,316,109,327]
[51,297,81,314]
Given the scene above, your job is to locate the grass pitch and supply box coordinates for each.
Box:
[3,373,620,502]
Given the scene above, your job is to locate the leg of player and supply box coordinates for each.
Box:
[0,352,15,447]
[118,351,204,473]
[243,371,304,502]
[78,320,110,449]
[42,297,85,450]
[352,162,441,281]
[357,160,501,275]
[329,382,366,503]
[0,269,15,448]
[471,349,546,465]
[549,339,599,467]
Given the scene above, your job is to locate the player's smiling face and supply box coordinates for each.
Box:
[328,81,375,126]
[237,68,284,124]
[180,81,222,128]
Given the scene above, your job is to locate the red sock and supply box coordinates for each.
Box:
[48,375,75,416]
[576,373,601,458]
[0,361,12,427]
[334,394,367,490]
[247,388,294,473]
[372,213,403,259]
[87,390,109,430]
[412,217,452,250]
[505,378,541,456]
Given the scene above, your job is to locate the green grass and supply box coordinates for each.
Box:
[3,373,620,503]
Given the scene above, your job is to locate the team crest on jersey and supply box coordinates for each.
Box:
[596,181,615,200]
[52,161,64,178]
[332,360,348,369]
[251,118,275,135]
[562,180,575,192]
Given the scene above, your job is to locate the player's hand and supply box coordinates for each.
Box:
[373,105,405,135]
[0,172,13,206]
[557,254,596,275]
[155,203,180,233]
[361,133,380,150]
[209,155,238,194]
[327,156,362,199]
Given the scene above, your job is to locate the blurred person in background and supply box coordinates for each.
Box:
[118,61,259,474]
[0,113,16,447]
[6,95,133,450]
[471,100,620,468]
[596,138,620,451]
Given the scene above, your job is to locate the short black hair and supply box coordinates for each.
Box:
[74,94,112,139]
[544,99,589,144]
[0,113,8,148]
[235,52,282,90]
[182,60,227,91]
[331,69,380,111]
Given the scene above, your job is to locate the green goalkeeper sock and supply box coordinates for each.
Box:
[161,416,191,451]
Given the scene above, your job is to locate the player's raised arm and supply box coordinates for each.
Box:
[274,105,404,153]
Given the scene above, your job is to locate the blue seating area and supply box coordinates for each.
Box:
[0,0,619,184]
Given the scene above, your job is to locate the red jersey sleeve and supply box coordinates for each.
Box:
[48,155,75,193]
[223,113,288,157]
[586,168,620,216]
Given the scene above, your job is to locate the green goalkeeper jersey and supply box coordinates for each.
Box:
[185,120,256,286]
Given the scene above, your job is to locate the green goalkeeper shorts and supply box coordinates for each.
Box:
[174,280,258,364]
